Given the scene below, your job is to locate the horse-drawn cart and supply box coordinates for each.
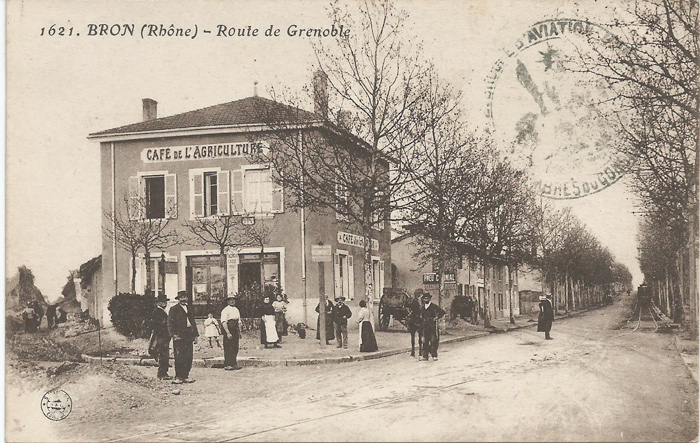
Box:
[378,288,413,331]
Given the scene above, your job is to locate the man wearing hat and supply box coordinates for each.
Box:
[167,291,199,384]
[331,296,352,349]
[419,292,445,361]
[149,294,172,380]
[537,294,554,340]
[220,295,242,370]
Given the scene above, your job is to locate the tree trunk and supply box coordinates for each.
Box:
[483,262,491,328]
[131,251,137,294]
[508,265,515,324]
[363,232,375,326]
[145,250,152,293]
[221,247,227,298]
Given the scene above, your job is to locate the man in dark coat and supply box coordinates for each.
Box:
[332,297,352,349]
[315,298,335,344]
[46,304,57,329]
[32,301,44,330]
[419,293,445,361]
[149,294,172,380]
[537,294,554,340]
[167,291,199,384]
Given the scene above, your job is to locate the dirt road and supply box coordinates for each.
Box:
[11,293,698,442]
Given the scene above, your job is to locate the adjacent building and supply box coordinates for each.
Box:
[392,232,520,320]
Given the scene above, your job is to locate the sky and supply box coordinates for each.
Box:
[6,0,643,300]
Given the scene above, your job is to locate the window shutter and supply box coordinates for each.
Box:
[128,176,142,220]
[165,173,177,219]
[217,170,230,215]
[348,255,354,300]
[231,169,244,215]
[379,260,385,294]
[334,253,341,300]
[271,169,284,214]
[190,171,204,218]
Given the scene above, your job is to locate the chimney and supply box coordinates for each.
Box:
[312,70,328,119]
[142,98,158,122]
[337,110,352,130]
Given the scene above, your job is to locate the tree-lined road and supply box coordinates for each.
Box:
[62,293,697,442]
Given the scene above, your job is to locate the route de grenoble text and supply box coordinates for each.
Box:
[82,23,350,39]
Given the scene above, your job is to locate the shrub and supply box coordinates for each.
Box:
[108,292,156,339]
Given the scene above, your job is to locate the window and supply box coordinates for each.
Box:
[145,176,165,219]
[334,250,354,300]
[245,168,272,213]
[129,173,177,220]
[190,169,229,218]
[204,172,218,216]
[231,166,283,215]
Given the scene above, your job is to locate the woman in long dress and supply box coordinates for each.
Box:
[272,294,288,343]
[357,300,378,352]
[261,296,281,348]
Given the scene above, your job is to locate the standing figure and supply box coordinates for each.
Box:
[315,297,335,344]
[332,297,352,349]
[46,304,57,329]
[204,312,222,348]
[167,291,199,384]
[537,294,554,340]
[464,296,474,323]
[220,295,242,370]
[272,294,288,343]
[21,302,38,333]
[149,294,172,380]
[419,293,445,362]
[32,301,44,330]
[357,300,378,352]
[470,296,479,325]
[260,296,281,348]
[55,305,67,326]
[406,289,423,357]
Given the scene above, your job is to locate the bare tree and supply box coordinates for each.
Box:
[252,0,429,317]
[103,196,144,293]
[581,0,698,334]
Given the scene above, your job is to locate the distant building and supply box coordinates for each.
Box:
[90,82,390,327]
[391,232,520,320]
[72,255,103,322]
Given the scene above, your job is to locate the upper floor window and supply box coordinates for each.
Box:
[336,183,349,222]
[190,169,229,218]
[231,166,283,215]
[129,173,177,220]
[145,176,165,219]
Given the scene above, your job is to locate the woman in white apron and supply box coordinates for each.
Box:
[261,296,281,348]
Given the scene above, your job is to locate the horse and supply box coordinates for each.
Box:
[405,298,423,357]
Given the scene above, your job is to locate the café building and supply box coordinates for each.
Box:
[90,90,391,327]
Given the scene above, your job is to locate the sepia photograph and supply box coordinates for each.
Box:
[5,0,699,441]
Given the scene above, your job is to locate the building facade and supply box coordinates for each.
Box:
[91,95,391,327]
[392,233,520,320]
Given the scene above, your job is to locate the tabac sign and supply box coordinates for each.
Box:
[337,231,379,251]
[141,142,268,163]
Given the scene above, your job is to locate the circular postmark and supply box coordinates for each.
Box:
[485,18,629,199]
[40,389,72,421]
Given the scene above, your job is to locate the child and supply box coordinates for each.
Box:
[204,312,222,348]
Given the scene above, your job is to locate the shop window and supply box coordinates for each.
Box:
[190,169,229,218]
[187,255,226,317]
[128,173,177,220]
[238,253,281,291]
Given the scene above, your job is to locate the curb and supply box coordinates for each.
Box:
[673,334,699,386]
[80,308,597,369]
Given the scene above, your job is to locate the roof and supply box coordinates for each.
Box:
[89,96,320,137]
[78,255,102,281]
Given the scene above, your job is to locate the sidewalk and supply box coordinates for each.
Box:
[674,331,699,385]
[80,310,566,368]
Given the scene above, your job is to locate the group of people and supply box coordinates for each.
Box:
[316,296,378,352]
[149,291,292,382]
[21,301,66,333]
